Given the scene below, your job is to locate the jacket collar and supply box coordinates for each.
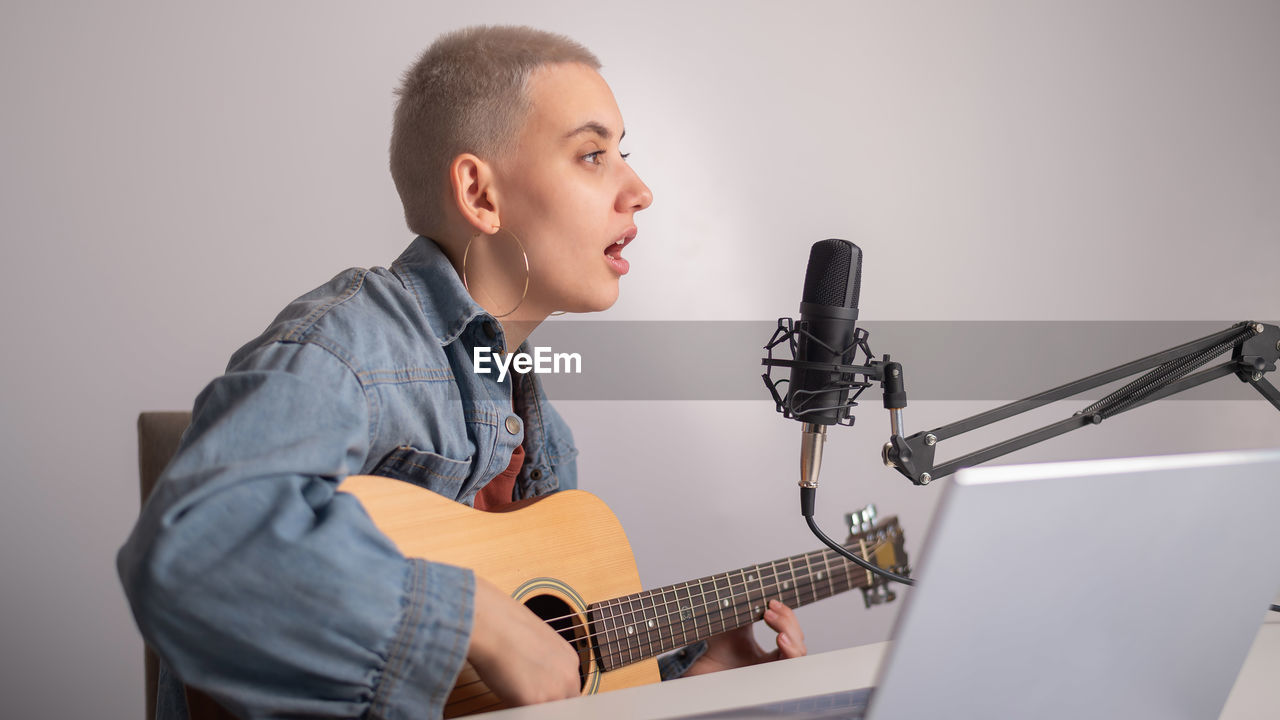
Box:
[391,235,494,346]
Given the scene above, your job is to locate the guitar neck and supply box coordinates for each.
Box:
[588,541,879,672]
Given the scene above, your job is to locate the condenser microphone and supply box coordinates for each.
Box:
[788,239,864,488]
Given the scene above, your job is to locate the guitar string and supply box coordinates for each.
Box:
[515,534,894,664]
[445,566,862,707]
[582,566,862,673]
[444,538,896,702]
[520,534,895,637]
[571,546,883,671]
[589,540,887,651]
[444,567,869,706]
[444,533,899,700]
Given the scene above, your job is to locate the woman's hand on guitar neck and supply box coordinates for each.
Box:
[683,599,808,675]
[467,576,582,706]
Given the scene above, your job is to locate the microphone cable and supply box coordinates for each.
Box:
[801,486,915,587]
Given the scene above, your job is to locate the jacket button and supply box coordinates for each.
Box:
[505,416,521,435]
[529,468,543,481]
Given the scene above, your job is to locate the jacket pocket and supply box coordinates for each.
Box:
[372,445,472,499]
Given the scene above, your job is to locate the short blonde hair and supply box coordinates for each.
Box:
[390,25,601,238]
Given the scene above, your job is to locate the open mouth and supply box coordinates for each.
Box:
[604,229,636,275]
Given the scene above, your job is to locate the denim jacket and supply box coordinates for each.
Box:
[117,236,583,719]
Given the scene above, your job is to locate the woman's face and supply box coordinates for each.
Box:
[494,62,653,314]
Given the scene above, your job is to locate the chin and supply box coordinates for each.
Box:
[569,281,620,314]
[584,292,619,313]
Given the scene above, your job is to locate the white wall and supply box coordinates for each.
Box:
[1,1,1278,717]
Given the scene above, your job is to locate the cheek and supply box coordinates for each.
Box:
[530,188,609,257]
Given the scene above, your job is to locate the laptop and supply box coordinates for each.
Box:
[681,448,1280,720]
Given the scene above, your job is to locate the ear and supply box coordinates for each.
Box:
[449,153,500,234]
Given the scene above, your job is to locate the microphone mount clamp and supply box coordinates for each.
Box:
[761,317,889,425]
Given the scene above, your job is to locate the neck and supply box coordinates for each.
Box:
[497,318,543,354]
[588,542,879,672]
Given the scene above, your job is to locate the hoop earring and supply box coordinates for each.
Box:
[461,225,529,319]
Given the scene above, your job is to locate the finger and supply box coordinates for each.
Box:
[763,600,805,642]
[776,627,807,659]
[764,601,807,658]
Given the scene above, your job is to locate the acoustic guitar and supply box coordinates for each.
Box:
[337,475,910,718]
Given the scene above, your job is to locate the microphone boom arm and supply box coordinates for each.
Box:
[881,321,1280,485]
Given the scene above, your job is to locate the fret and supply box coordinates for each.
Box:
[836,546,857,593]
[815,550,832,601]
[640,590,660,659]
[783,550,803,602]
[736,567,753,625]
[713,574,733,634]
[771,558,788,604]
[784,554,803,608]
[682,582,699,644]
[841,546,856,592]
[635,595,650,660]
[674,582,694,646]
[687,580,704,643]
[804,551,819,605]
[661,587,680,654]
[743,564,759,619]
[759,562,773,617]
[818,551,835,600]
[825,551,846,596]
[757,558,778,614]
[836,547,856,593]
[673,584,692,647]
[809,551,826,602]
[606,599,625,670]
[775,558,792,606]
[615,592,634,661]
[594,600,610,669]
[592,600,617,672]
[686,578,704,640]
[745,564,764,619]
[809,552,826,602]
[624,595,642,665]
[694,577,715,640]
[761,560,780,612]
[586,602,602,669]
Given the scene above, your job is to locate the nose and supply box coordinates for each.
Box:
[618,162,653,213]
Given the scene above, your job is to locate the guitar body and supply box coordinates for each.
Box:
[339,475,660,717]
[183,476,906,720]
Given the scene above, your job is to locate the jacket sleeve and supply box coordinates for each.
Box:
[118,340,473,719]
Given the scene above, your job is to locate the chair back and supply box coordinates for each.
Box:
[136,412,191,720]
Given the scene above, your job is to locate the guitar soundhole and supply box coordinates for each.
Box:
[523,594,591,691]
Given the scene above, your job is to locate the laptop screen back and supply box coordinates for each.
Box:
[868,449,1280,720]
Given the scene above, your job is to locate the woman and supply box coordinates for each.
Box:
[120,25,804,720]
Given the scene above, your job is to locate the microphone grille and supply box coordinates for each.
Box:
[803,239,862,309]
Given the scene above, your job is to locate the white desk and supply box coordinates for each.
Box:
[475,619,1280,719]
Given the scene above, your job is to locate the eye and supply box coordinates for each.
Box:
[582,150,631,166]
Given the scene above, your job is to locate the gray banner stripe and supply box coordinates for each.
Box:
[509,321,1278,401]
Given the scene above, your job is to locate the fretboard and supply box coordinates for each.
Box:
[587,542,880,672]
